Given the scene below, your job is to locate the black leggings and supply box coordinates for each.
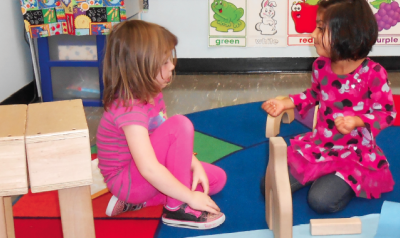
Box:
[261,171,355,214]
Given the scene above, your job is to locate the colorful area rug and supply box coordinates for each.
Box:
[12,101,400,238]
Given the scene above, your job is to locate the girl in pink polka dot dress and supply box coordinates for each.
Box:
[262,0,397,214]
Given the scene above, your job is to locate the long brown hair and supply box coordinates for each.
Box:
[102,20,177,110]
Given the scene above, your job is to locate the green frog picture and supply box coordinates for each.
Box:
[211,0,246,32]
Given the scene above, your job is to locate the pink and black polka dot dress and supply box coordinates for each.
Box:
[288,57,396,199]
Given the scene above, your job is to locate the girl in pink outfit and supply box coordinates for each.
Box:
[96,20,226,229]
[262,0,396,213]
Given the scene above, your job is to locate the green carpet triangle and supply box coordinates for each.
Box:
[193,131,242,164]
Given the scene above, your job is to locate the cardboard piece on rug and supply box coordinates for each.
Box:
[265,96,294,138]
[91,158,109,199]
[310,218,362,236]
[374,201,400,237]
[265,137,293,238]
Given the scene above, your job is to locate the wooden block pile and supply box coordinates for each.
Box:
[0,100,95,238]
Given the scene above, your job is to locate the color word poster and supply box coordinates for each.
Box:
[208,0,247,47]
[287,0,318,46]
[369,0,400,45]
[247,0,288,47]
[21,0,127,38]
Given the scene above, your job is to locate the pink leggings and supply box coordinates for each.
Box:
[125,115,227,208]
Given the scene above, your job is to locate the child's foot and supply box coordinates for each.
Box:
[162,203,225,229]
[106,195,145,217]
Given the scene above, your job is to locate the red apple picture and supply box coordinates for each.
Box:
[291,0,319,33]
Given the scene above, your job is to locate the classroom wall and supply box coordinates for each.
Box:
[0,0,33,102]
[141,0,400,58]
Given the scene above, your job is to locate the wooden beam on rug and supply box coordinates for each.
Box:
[310,218,362,235]
[265,137,293,238]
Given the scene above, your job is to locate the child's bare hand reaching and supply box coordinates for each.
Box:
[334,116,359,134]
[262,99,286,117]
[187,191,221,215]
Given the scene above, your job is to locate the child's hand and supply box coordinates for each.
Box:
[188,191,221,215]
[191,159,210,194]
[262,99,285,117]
[334,116,357,134]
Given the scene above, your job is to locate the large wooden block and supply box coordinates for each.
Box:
[310,218,362,235]
[265,137,293,238]
[25,100,93,193]
[59,186,96,238]
[0,105,28,197]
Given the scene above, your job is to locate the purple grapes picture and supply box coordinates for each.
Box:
[373,0,400,31]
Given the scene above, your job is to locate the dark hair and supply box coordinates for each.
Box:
[102,20,177,110]
[318,0,378,62]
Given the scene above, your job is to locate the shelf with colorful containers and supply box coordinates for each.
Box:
[20,0,141,106]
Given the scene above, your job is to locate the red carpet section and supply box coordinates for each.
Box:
[13,190,162,238]
[14,219,160,238]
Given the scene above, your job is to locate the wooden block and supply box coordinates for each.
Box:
[59,185,96,238]
[4,197,15,238]
[265,137,293,238]
[0,105,28,197]
[310,218,362,235]
[0,197,6,238]
[265,96,294,138]
[25,100,93,193]
[0,197,15,238]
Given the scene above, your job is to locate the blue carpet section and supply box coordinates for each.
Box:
[156,102,400,238]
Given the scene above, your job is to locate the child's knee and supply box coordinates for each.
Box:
[211,166,227,194]
[217,167,227,189]
[307,190,342,214]
[168,115,194,133]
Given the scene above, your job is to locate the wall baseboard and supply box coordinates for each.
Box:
[175,56,400,74]
[0,81,38,105]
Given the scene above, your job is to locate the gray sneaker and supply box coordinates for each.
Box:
[162,203,225,229]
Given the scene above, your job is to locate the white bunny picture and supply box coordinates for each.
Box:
[255,0,278,35]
